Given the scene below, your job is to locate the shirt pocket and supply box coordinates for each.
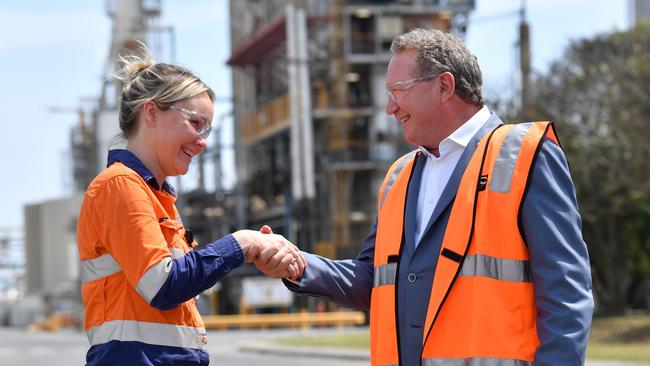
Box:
[159,219,190,255]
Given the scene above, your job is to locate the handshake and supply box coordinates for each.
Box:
[231,225,306,281]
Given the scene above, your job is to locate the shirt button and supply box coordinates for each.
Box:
[408,273,417,283]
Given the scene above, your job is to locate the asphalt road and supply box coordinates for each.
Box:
[0,326,368,366]
[0,326,647,366]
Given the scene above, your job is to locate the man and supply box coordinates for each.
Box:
[273,29,593,365]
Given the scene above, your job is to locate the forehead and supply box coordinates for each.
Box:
[177,92,214,118]
[386,50,419,85]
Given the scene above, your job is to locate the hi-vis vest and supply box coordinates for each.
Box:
[370,122,559,366]
[77,163,206,351]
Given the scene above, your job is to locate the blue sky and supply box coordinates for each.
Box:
[0,0,627,229]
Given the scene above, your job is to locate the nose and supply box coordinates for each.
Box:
[385,97,399,115]
[195,136,208,151]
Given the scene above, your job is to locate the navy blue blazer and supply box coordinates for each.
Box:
[285,113,594,366]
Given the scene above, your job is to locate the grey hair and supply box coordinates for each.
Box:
[114,45,215,138]
[390,28,483,106]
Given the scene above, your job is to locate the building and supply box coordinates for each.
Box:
[20,196,83,325]
[227,0,475,309]
[632,0,650,26]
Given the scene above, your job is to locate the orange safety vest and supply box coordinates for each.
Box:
[77,162,206,351]
[370,122,559,365]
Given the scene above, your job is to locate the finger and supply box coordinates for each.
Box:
[274,253,297,278]
[287,262,299,280]
[294,252,306,276]
[259,225,273,234]
[245,243,261,263]
[267,249,292,271]
[257,243,282,265]
[282,241,306,272]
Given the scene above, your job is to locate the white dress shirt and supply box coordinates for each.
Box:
[414,105,492,246]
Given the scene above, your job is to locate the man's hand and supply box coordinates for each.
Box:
[255,225,307,280]
[231,228,307,280]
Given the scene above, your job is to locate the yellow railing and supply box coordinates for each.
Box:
[202,311,366,330]
[241,93,290,144]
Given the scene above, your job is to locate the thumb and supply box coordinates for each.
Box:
[259,225,273,234]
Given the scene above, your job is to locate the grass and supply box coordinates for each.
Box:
[274,330,370,349]
[587,314,650,361]
[274,314,650,361]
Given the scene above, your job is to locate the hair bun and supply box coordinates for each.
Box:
[115,46,156,82]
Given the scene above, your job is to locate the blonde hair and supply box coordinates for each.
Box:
[114,45,215,138]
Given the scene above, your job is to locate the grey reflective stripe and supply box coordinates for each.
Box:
[422,357,531,366]
[136,257,173,303]
[80,254,121,283]
[379,150,417,209]
[374,263,397,287]
[169,247,185,259]
[490,123,533,193]
[87,319,207,350]
[460,254,531,283]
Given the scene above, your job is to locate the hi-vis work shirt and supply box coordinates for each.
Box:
[77,149,244,366]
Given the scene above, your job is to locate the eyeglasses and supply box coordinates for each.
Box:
[385,73,440,103]
[168,105,212,139]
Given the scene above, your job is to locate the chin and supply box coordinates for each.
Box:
[404,135,418,146]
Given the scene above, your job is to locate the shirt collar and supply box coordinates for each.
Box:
[419,105,491,159]
[446,105,491,148]
[107,149,177,196]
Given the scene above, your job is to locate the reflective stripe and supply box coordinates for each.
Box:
[380,151,417,209]
[87,319,207,350]
[136,257,173,303]
[490,123,533,193]
[374,262,397,287]
[170,247,185,259]
[460,254,531,283]
[80,254,121,283]
[423,357,531,366]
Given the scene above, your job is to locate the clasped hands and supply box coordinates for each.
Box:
[232,225,306,281]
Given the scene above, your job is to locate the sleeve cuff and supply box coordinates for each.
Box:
[209,234,244,271]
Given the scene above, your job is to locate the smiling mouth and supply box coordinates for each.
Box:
[398,115,410,125]
[181,148,193,159]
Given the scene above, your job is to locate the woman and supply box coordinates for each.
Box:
[77,50,305,365]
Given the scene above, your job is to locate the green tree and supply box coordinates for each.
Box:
[516,25,650,314]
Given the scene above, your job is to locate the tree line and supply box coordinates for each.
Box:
[496,24,650,315]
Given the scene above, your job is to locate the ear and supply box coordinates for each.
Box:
[438,71,456,103]
[141,100,158,127]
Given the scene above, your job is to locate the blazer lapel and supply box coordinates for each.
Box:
[414,113,503,251]
[402,153,425,260]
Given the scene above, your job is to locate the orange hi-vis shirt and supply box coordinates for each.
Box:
[77,149,244,365]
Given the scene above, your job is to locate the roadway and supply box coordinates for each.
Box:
[0,326,367,366]
[0,326,647,366]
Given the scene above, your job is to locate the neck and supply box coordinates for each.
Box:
[422,102,481,157]
[126,136,165,186]
[446,101,481,130]
[425,146,440,158]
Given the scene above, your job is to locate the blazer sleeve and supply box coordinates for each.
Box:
[283,221,377,310]
[521,137,594,365]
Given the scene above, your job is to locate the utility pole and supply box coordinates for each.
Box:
[519,0,531,120]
